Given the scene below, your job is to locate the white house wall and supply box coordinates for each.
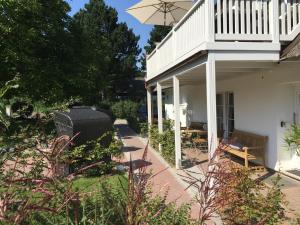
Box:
[163,61,300,171]
[164,86,207,127]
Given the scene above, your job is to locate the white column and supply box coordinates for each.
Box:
[206,53,218,160]
[157,82,163,151]
[173,76,182,169]
[157,83,163,133]
[147,88,153,129]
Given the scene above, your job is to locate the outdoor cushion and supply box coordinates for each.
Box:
[229,142,244,150]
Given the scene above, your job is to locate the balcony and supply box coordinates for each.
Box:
[146,0,300,81]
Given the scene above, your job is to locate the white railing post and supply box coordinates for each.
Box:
[205,0,215,42]
[173,76,182,169]
[206,53,218,160]
[271,0,280,43]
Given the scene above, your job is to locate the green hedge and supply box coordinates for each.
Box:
[111,100,138,120]
[149,120,175,165]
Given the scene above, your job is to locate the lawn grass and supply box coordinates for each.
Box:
[72,172,128,193]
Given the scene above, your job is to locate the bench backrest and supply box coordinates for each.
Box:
[231,129,268,150]
[189,122,206,130]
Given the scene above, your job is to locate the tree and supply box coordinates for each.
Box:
[0,0,141,106]
[141,25,172,71]
[0,0,75,104]
[73,0,141,103]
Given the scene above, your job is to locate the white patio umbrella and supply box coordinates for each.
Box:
[126,0,194,26]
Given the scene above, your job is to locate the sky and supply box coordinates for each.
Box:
[66,0,153,51]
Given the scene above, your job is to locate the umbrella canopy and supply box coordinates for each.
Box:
[126,0,194,26]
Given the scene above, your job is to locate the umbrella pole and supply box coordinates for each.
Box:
[164,2,167,26]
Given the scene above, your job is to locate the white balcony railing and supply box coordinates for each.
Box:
[147,0,300,80]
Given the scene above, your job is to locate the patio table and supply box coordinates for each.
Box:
[181,129,208,135]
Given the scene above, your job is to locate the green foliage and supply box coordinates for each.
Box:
[25,174,192,225]
[149,123,160,150]
[141,196,191,225]
[159,120,175,165]
[284,124,300,156]
[149,120,175,165]
[141,25,172,71]
[0,0,74,104]
[111,100,139,120]
[0,0,141,106]
[137,122,148,137]
[23,174,128,225]
[73,0,141,103]
[70,132,123,176]
[0,113,56,149]
[221,169,286,225]
[111,100,144,133]
[144,25,172,54]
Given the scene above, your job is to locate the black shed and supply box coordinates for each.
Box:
[54,106,113,146]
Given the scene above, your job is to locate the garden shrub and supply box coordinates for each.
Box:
[138,121,148,137]
[149,123,159,150]
[159,120,175,165]
[111,100,139,121]
[149,120,175,165]
[111,100,142,133]
[220,168,286,225]
[23,177,192,225]
[142,196,191,225]
[284,124,300,156]
[70,132,123,176]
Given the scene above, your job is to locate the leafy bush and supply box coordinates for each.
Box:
[111,100,141,132]
[219,168,286,225]
[111,100,139,120]
[70,132,123,176]
[149,120,175,165]
[149,123,160,150]
[159,121,175,165]
[184,150,287,225]
[138,122,148,137]
[285,124,300,156]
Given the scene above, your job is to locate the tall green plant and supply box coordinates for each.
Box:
[149,120,175,165]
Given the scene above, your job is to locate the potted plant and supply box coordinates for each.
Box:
[284,124,300,156]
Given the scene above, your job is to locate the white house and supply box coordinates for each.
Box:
[145,0,300,177]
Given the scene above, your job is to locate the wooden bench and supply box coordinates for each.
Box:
[219,129,268,170]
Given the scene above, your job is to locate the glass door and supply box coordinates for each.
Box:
[216,93,225,138]
[216,92,235,139]
[225,92,235,138]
